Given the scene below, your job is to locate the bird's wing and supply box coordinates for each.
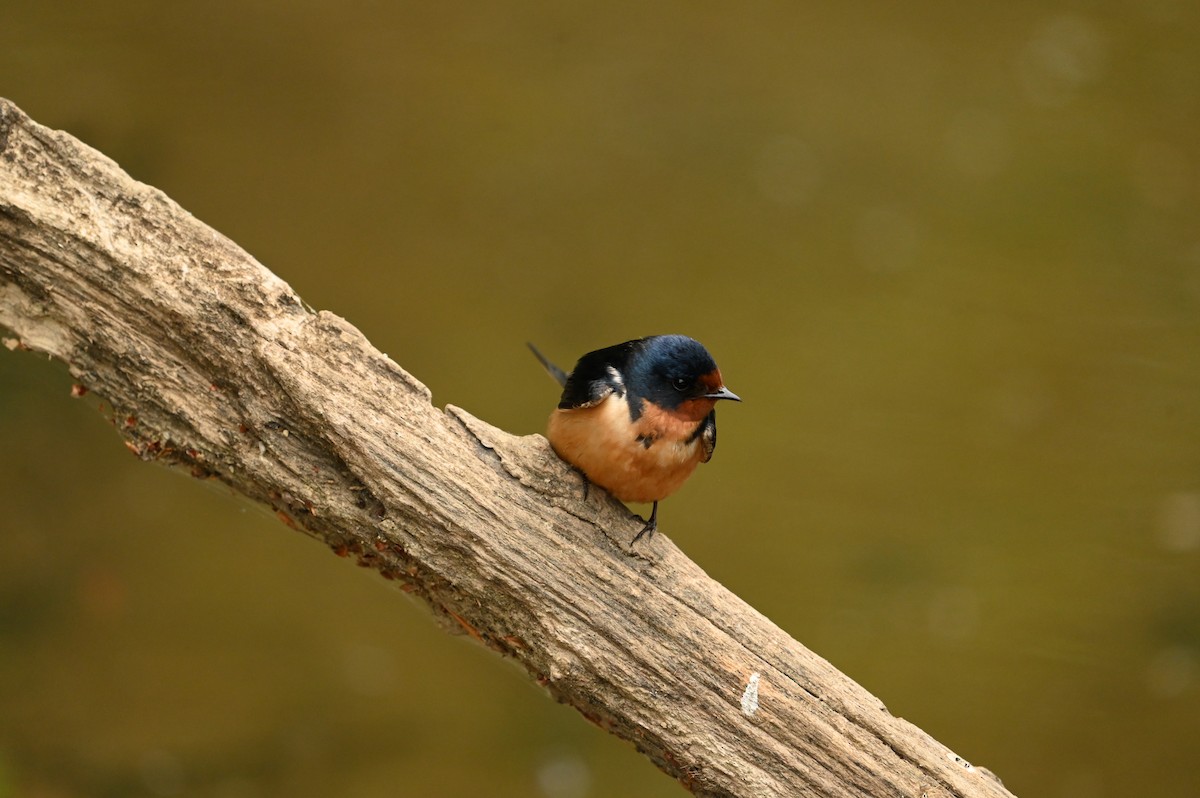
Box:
[527,342,615,408]
[558,367,619,409]
[556,342,640,410]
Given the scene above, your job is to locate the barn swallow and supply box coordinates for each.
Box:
[529,335,740,544]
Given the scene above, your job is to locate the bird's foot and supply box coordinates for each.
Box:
[630,501,659,545]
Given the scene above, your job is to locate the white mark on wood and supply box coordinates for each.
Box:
[0,285,74,358]
[947,751,974,772]
[740,672,761,716]
[86,192,116,255]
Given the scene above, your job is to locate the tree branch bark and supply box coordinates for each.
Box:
[0,97,1015,798]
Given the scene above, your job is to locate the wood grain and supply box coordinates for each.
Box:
[0,98,1016,797]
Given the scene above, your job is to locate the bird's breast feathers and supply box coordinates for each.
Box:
[547,393,715,504]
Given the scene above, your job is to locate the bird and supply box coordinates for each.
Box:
[528,335,740,544]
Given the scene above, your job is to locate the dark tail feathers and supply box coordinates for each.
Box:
[527,343,568,388]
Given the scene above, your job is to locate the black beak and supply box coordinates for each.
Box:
[705,387,741,402]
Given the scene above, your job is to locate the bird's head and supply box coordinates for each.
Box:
[627,335,740,422]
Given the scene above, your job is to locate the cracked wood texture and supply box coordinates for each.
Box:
[0,98,1016,798]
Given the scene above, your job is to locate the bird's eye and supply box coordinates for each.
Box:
[672,377,691,392]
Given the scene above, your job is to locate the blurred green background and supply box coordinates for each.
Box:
[2,2,1199,796]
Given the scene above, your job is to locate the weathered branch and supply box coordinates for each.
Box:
[0,97,1015,798]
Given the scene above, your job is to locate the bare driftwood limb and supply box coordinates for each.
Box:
[0,97,1015,798]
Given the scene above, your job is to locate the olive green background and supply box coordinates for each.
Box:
[2,3,1199,797]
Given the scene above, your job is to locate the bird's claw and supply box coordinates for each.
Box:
[629,500,659,546]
